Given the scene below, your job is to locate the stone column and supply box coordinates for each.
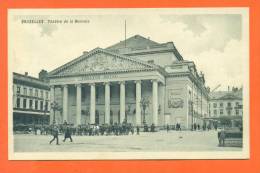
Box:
[63,84,68,123]
[104,82,110,124]
[50,86,55,124]
[152,80,158,126]
[119,81,125,123]
[76,84,82,125]
[135,80,142,125]
[90,83,96,124]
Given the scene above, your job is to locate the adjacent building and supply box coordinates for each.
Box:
[47,35,210,129]
[12,71,50,125]
[208,87,243,118]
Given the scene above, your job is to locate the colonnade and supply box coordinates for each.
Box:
[50,80,159,126]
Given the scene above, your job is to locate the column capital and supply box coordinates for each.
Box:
[89,83,95,86]
[63,84,68,88]
[103,82,110,85]
[151,79,158,83]
[75,83,81,87]
[50,85,55,89]
[134,80,142,84]
[118,81,125,85]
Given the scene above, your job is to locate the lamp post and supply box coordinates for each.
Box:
[140,97,150,125]
[50,101,61,124]
[43,102,47,125]
[190,101,194,131]
[126,104,131,123]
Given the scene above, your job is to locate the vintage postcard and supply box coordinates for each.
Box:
[8,8,249,160]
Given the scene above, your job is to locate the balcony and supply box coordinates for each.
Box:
[14,107,50,113]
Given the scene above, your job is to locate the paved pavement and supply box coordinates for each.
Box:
[14,130,242,152]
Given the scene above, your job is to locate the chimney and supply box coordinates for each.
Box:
[228,86,230,92]
[39,69,48,81]
[83,51,88,55]
[25,72,28,76]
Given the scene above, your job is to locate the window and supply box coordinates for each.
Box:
[236,102,239,106]
[147,60,154,64]
[40,90,43,98]
[35,89,38,97]
[220,102,223,107]
[46,91,49,99]
[29,100,33,109]
[228,110,231,115]
[40,101,43,110]
[227,102,231,107]
[35,100,38,110]
[214,110,217,115]
[213,103,217,108]
[220,109,223,115]
[23,87,27,95]
[45,101,48,111]
[23,99,27,109]
[29,89,33,96]
[236,109,239,115]
[17,86,21,94]
[16,98,20,108]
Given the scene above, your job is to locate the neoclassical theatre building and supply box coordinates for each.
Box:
[48,35,209,129]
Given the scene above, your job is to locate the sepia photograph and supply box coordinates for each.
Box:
[8,8,249,160]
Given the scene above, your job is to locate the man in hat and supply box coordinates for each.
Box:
[63,125,73,142]
[49,125,59,145]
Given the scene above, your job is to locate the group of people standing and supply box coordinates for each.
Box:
[49,122,143,145]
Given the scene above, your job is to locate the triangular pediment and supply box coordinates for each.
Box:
[49,48,157,77]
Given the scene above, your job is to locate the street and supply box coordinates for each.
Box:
[14,130,242,152]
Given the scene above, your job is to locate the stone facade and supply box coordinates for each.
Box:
[13,72,50,125]
[208,88,243,118]
[48,35,209,129]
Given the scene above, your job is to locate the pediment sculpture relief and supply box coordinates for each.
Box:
[58,52,148,75]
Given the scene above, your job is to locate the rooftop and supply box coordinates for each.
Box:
[13,72,49,90]
[106,35,159,50]
[210,88,242,100]
[106,34,184,61]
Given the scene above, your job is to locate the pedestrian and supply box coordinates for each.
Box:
[151,123,155,132]
[63,126,73,142]
[219,129,225,146]
[194,123,197,131]
[166,124,170,133]
[136,126,140,135]
[49,125,59,145]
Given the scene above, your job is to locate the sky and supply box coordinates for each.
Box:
[9,9,248,91]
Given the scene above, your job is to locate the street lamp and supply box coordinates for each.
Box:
[190,100,194,131]
[140,97,150,125]
[50,101,61,124]
[126,104,131,123]
[43,102,47,125]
